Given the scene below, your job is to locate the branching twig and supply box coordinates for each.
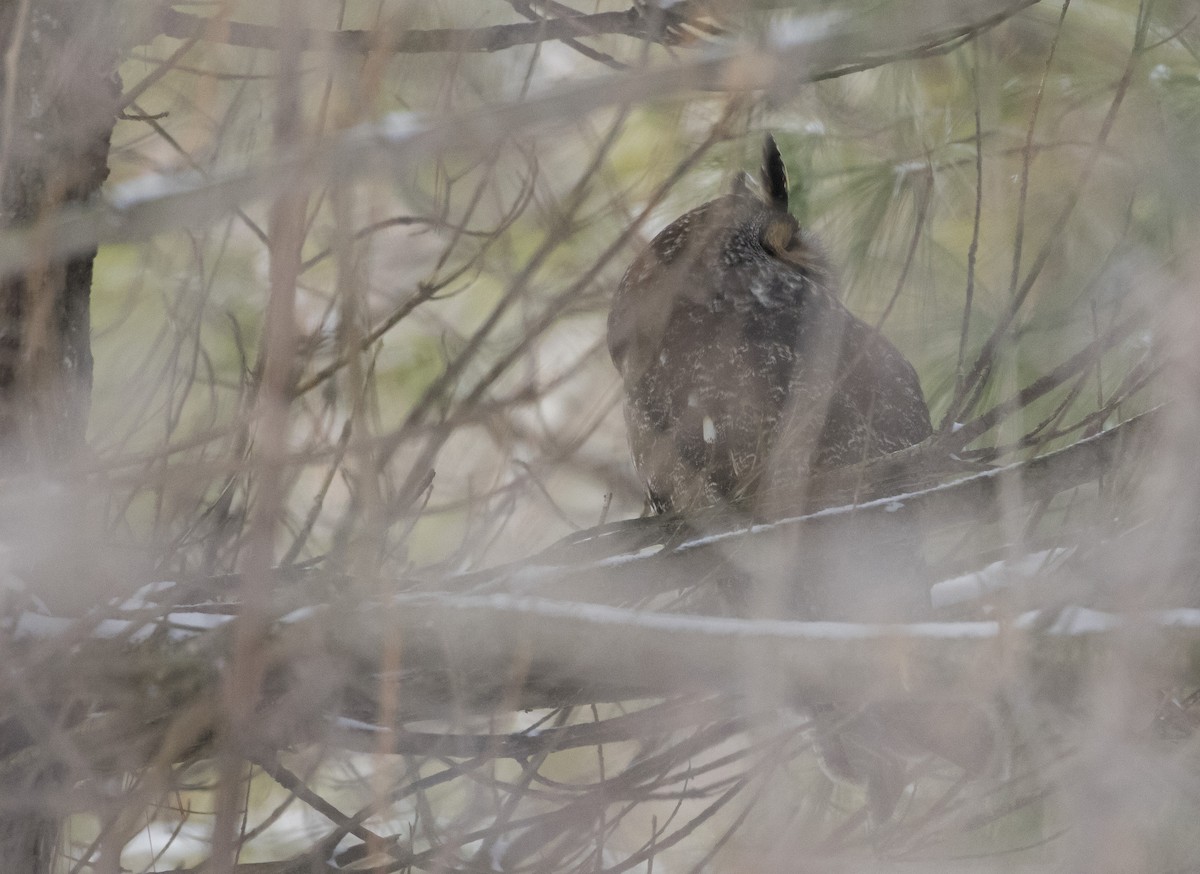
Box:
[0,0,1038,281]
[156,4,704,56]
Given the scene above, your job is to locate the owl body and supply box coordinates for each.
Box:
[608,138,931,514]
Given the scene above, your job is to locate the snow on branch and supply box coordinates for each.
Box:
[155,4,711,55]
[0,0,1036,281]
[5,577,1200,736]
[450,408,1156,603]
[0,411,1159,754]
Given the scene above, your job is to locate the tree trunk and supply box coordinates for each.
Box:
[0,1,120,869]
[0,0,120,468]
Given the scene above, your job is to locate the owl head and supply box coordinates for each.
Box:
[623,134,826,295]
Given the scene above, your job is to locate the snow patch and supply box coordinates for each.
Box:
[930,548,1074,610]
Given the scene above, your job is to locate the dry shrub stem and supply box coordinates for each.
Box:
[0,0,1184,870]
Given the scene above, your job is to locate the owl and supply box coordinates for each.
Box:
[608,135,931,515]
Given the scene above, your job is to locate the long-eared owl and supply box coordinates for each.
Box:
[608,135,931,514]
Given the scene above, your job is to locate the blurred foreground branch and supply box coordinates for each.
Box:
[0,0,1036,281]
[0,411,1166,748]
[0,408,1179,869]
[156,3,712,55]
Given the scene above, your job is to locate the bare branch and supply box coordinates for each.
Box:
[155,4,704,56]
[0,0,1037,281]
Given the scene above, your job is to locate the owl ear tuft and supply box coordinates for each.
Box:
[761,134,789,212]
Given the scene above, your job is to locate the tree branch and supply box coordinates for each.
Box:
[0,412,1164,746]
[156,4,702,56]
[447,407,1157,603]
[0,0,1038,282]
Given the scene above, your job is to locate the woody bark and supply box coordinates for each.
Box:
[0,1,120,869]
[0,0,120,467]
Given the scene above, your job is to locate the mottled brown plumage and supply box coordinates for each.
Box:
[609,135,931,514]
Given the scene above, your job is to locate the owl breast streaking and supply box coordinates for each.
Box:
[608,135,931,515]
